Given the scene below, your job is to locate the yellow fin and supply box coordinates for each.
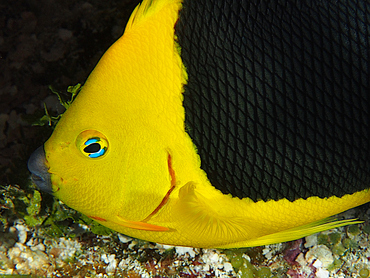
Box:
[175,182,363,248]
[216,217,363,248]
[125,0,181,32]
[112,215,170,232]
[174,182,262,246]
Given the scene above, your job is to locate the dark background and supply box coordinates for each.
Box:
[0,0,141,187]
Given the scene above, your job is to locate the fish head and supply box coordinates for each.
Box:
[28,78,177,231]
[27,0,191,236]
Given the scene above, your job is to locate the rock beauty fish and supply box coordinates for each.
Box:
[28,0,370,248]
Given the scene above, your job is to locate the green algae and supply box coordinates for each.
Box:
[224,248,274,278]
[6,83,113,239]
[331,243,346,256]
[0,275,32,278]
[0,185,43,231]
[317,233,329,246]
[328,232,342,245]
[347,225,360,236]
[0,182,113,241]
[343,237,359,249]
[32,84,81,128]
[359,267,370,278]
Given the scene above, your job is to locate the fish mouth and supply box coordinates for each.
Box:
[28,145,54,194]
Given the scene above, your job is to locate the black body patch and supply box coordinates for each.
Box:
[175,0,370,201]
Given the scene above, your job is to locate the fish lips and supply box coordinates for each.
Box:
[28,145,53,194]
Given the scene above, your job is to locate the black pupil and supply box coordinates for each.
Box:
[84,143,101,153]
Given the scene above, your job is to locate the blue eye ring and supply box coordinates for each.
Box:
[83,138,107,158]
[76,130,109,158]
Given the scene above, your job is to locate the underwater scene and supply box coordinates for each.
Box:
[1,0,370,277]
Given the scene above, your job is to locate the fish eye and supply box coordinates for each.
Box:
[76,130,108,158]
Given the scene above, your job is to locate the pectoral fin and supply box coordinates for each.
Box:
[174,182,363,248]
[174,182,256,245]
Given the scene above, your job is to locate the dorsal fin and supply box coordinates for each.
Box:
[125,0,182,32]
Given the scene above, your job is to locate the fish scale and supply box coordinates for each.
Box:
[177,0,370,202]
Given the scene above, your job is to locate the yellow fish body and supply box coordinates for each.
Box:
[28,0,370,248]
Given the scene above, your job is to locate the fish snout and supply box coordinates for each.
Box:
[28,146,53,194]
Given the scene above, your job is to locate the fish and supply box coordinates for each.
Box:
[28,0,370,248]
